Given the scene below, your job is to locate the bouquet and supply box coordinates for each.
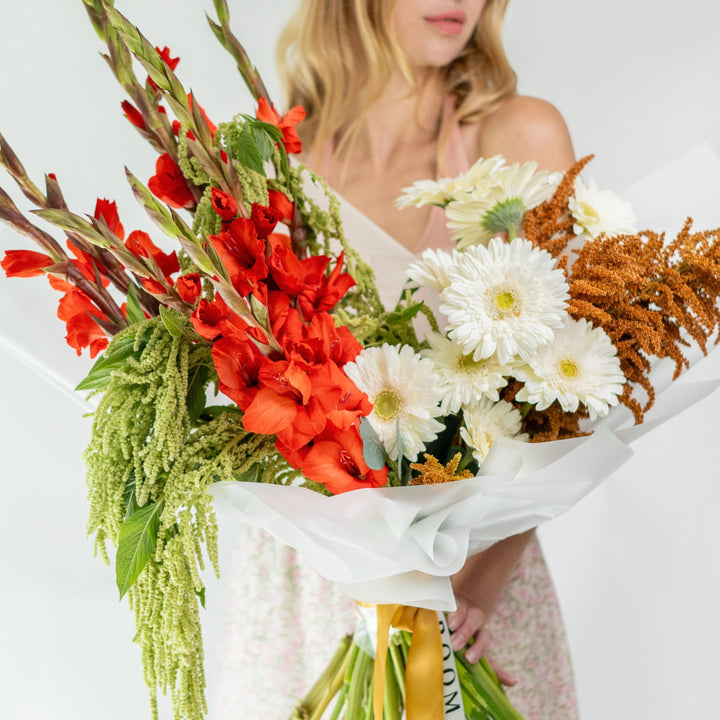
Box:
[1,2,719,719]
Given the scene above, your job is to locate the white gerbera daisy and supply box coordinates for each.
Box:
[396,156,505,209]
[445,161,562,248]
[344,344,445,461]
[514,317,626,420]
[569,177,637,239]
[422,332,512,413]
[439,237,569,365]
[406,247,459,292]
[460,398,528,464]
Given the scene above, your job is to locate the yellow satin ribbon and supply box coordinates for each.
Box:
[369,603,444,720]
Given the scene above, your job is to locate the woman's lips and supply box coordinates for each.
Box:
[424,10,466,36]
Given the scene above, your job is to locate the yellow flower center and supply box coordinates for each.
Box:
[487,283,521,319]
[559,359,579,378]
[374,390,401,421]
[579,201,600,223]
[458,354,485,372]
[495,290,515,311]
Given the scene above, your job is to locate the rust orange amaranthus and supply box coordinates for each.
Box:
[524,158,720,424]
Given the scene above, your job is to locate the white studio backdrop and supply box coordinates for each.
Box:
[1,1,719,719]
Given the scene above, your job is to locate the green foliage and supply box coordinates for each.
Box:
[82,317,287,720]
[125,282,145,324]
[76,324,153,391]
[359,417,386,471]
[191,188,222,241]
[116,499,164,598]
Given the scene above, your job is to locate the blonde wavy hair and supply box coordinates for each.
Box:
[276,0,517,157]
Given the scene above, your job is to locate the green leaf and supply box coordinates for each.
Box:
[359,416,386,471]
[75,333,137,391]
[240,115,283,142]
[385,302,425,325]
[236,462,262,483]
[116,500,164,599]
[122,472,139,520]
[195,586,207,609]
[186,363,210,425]
[253,126,276,162]
[159,305,186,338]
[125,283,145,324]
[200,405,243,421]
[234,123,265,176]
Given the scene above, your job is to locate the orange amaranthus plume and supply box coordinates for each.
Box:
[523,155,593,258]
[566,221,720,422]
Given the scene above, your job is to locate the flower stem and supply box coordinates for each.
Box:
[345,645,372,718]
[290,635,353,720]
[389,634,406,705]
[456,651,526,720]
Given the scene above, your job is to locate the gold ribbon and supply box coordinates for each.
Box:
[368,603,444,720]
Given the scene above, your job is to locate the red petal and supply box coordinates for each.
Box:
[242,388,297,435]
[1,249,53,278]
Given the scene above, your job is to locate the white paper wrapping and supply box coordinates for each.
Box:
[209,371,717,612]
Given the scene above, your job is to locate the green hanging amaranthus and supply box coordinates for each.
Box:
[83,317,281,719]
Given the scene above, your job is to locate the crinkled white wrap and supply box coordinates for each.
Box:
[209,375,716,611]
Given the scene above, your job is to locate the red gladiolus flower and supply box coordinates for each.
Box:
[301,426,388,494]
[147,46,179,92]
[274,440,310,471]
[1,249,52,278]
[211,187,238,221]
[121,101,145,130]
[57,287,109,358]
[191,297,226,340]
[267,290,291,337]
[176,273,202,305]
[298,251,356,317]
[148,153,195,209]
[212,335,268,411]
[268,235,330,298]
[251,202,282,239]
[268,190,294,224]
[242,375,329,452]
[189,292,252,341]
[141,277,168,295]
[172,119,181,137]
[94,198,125,241]
[209,218,268,296]
[66,240,110,287]
[256,97,306,155]
[125,230,180,278]
[281,310,362,368]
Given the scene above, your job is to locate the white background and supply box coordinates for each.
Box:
[1,1,719,718]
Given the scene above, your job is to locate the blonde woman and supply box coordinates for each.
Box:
[213,2,577,717]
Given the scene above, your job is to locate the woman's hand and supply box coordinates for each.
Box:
[447,530,537,685]
[447,594,517,686]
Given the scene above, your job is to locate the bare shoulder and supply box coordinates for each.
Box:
[463,95,576,172]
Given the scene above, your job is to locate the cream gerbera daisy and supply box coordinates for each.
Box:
[405,247,458,292]
[396,156,505,209]
[460,398,528,464]
[445,161,562,248]
[569,177,637,239]
[514,317,626,420]
[344,344,445,461]
[439,237,569,365]
[422,332,512,413]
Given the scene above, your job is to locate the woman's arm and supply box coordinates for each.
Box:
[447,97,576,674]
